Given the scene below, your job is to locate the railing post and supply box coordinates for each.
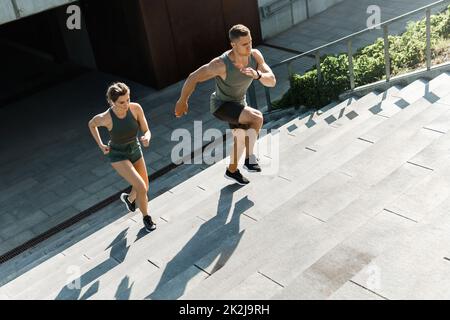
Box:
[383,25,391,82]
[11,0,21,19]
[287,61,294,79]
[348,39,355,90]
[426,8,432,71]
[315,50,322,82]
[248,82,257,109]
[265,87,272,112]
[305,0,310,19]
[290,0,295,26]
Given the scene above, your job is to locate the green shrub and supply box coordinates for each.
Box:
[274,7,449,110]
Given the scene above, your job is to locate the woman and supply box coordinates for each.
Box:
[88,82,156,232]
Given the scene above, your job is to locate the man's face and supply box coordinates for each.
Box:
[232,34,252,56]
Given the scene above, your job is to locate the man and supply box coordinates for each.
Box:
[174,24,276,185]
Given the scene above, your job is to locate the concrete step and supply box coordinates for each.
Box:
[80,175,295,299]
[349,212,450,299]
[276,99,435,183]
[338,101,448,182]
[385,157,450,223]
[2,70,449,299]
[244,209,417,300]
[276,77,448,153]
[0,104,426,292]
[0,209,136,297]
[0,201,127,286]
[302,102,450,220]
[284,92,380,138]
[0,291,10,300]
[2,134,240,295]
[391,76,446,105]
[10,254,91,299]
[42,108,384,300]
[7,159,283,298]
[113,204,322,300]
[178,138,419,297]
[182,161,431,299]
[241,102,450,298]
[276,75,446,146]
[272,90,401,154]
[16,94,446,298]
[179,94,450,298]
[328,281,385,300]
[70,170,299,299]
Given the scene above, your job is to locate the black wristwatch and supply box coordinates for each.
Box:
[255,70,262,80]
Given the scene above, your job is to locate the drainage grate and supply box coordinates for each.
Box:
[0,132,228,265]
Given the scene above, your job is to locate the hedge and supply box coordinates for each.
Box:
[273,5,450,110]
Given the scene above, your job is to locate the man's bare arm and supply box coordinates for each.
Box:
[175,58,225,117]
[253,49,276,87]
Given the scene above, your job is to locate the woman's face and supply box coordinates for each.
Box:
[113,92,130,111]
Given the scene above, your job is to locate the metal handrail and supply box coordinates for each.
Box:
[252,0,449,112]
[260,0,304,19]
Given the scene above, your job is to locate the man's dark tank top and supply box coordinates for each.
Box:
[210,50,258,113]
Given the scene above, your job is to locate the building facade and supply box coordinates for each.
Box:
[0,0,342,105]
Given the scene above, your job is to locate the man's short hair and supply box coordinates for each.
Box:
[229,24,250,42]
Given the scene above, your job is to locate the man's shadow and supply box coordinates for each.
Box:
[143,183,253,300]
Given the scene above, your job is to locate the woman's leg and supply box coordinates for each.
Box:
[128,157,149,203]
[111,160,149,216]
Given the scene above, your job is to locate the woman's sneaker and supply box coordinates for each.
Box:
[243,155,261,172]
[143,215,156,232]
[120,193,136,212]
[224,169,250,185]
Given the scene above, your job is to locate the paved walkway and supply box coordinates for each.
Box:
[0,0,446,256]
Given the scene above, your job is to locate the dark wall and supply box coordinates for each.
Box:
[81,0,155,85]
[0,9,67,62]
[82,0,261,89]
[137,0,179,87]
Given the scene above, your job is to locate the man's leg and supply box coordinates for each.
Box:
[225,128,250,185]
[239,107,263,159]
[228,128,246,173]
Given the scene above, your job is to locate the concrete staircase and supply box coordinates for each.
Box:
[1,71,449,300]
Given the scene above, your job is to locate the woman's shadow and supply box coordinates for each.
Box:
[144,183,254,300]
[55,225,150,300]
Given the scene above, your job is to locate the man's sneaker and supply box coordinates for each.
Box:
[224,169,250,185]
[143,215,156,232]
[243,155,261,172]
[120,193,136,212]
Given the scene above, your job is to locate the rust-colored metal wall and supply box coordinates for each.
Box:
[165,0,228,78]
[222,0,262,46]
[83,0,261,89]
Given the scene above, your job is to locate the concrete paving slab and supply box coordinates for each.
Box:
[271,210,416,299]
[258,162,431,288]
[351,228,450,299]
[328,281,385,300]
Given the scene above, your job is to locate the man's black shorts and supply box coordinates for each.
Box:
[213,101,250,130]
